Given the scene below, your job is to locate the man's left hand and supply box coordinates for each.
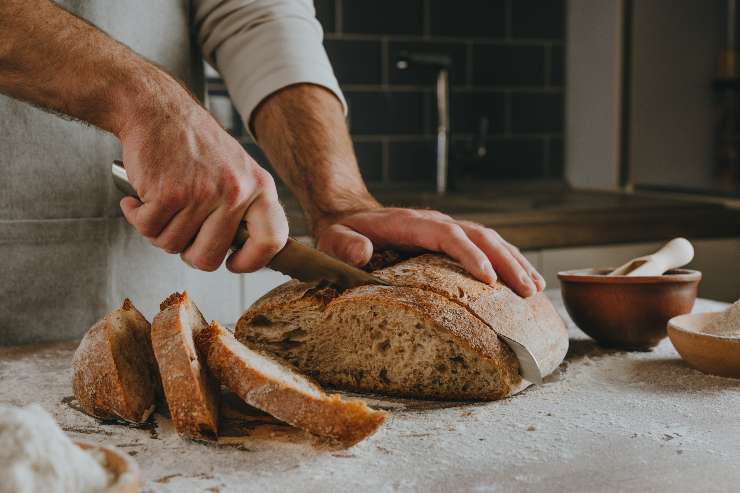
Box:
[314,208,545,298]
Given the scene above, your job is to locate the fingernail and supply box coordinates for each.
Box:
[482,260,497,284]
[533,272,546,291]
[520,273,536,297]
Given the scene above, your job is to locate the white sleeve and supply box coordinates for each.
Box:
[194,0,347,139]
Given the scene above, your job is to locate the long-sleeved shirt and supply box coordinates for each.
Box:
[195,0,346,137]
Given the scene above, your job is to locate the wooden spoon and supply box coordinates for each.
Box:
[608,238,694,276]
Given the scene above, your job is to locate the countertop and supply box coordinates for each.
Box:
[281,183,740,249]
[1,293,738,493]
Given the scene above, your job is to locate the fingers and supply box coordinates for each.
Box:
[179,207,243,270]
[457,222,538,298]
[316,224,374,267]
[503,240,546,291]
[342,210,496,283]
[152,203,213,254]
[226,183,288,273]
[120,197,181,239]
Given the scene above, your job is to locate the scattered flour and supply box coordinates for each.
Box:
[702,299,740,337]
[0,404,112,493]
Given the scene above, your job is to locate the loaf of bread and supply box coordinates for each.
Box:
[196,321,386,445]
[151,292,219,440]
[236,254,568,400]
[72,299,161,423]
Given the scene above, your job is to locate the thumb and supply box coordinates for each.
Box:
[119,196,143,226]
[316,223,374,267]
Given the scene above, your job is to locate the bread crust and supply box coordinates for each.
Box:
[151,292,219,440]
[198,322,386,445]
[72,299,157,423]
[375,254,568,377]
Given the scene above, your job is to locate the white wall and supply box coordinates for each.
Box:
[629,0,724,189]
[566,0,624,189]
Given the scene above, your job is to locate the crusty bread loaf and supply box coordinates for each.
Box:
[235,253,570,400]
[151,292,219,440]
[196,321,386,445]
[72,299,161,423]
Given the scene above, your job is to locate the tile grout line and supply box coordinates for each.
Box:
[323,32,565,45]
[381,137,390,183]
[423,0,431,39]
[338,84,564,93]
[381,37,389,88]
[465,42,474,88]
[544,42,552,87]
[335,0,342,34]
[504,91,512,137]
[505,0,513,40]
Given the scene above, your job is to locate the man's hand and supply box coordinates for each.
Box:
[118,100,288,273]
[0,0,287,273]
[315,209,544,298]
[253,84,545,298]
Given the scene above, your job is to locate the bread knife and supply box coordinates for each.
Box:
[111,161,388,290]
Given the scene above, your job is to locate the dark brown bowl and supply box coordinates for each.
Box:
[558,268,701,350]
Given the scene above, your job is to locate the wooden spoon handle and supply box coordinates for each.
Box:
[626,238,694,276]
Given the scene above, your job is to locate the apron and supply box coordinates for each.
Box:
[0,0,238,345]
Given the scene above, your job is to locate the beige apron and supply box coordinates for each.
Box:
[0,0,214,344]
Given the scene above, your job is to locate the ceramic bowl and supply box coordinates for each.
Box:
[558,268,701,350]
[667,312,740,378]
[75,441,140,493]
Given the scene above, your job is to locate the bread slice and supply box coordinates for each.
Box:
[72,299,161,423]
[151,292,219,440]
[196,321,386,445]
[236,280,337,371]
[236,253,568,400]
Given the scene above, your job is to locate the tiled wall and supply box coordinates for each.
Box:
[207,0,565,186]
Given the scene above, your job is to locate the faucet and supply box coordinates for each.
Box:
[396,52,452,194]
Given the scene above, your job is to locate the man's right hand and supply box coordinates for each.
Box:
[118,98,288,273]
[0,0,288,274]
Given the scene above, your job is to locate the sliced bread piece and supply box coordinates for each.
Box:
[196,321,386,445]
[236,280,338,373]
[151,292,219,440]
[374,254,569,377]
[72,299,160,423]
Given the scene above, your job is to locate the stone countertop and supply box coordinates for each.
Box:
[281,183,740,249]
[1,294,738,493]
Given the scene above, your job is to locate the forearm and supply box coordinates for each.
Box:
[0,0,191,137]
[252,84,380,235]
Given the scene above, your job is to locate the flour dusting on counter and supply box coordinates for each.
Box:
[0,295,737,493]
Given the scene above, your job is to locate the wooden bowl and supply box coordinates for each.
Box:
[75,441,140,493]
[668,312,740,378]
[558,268,701,350]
